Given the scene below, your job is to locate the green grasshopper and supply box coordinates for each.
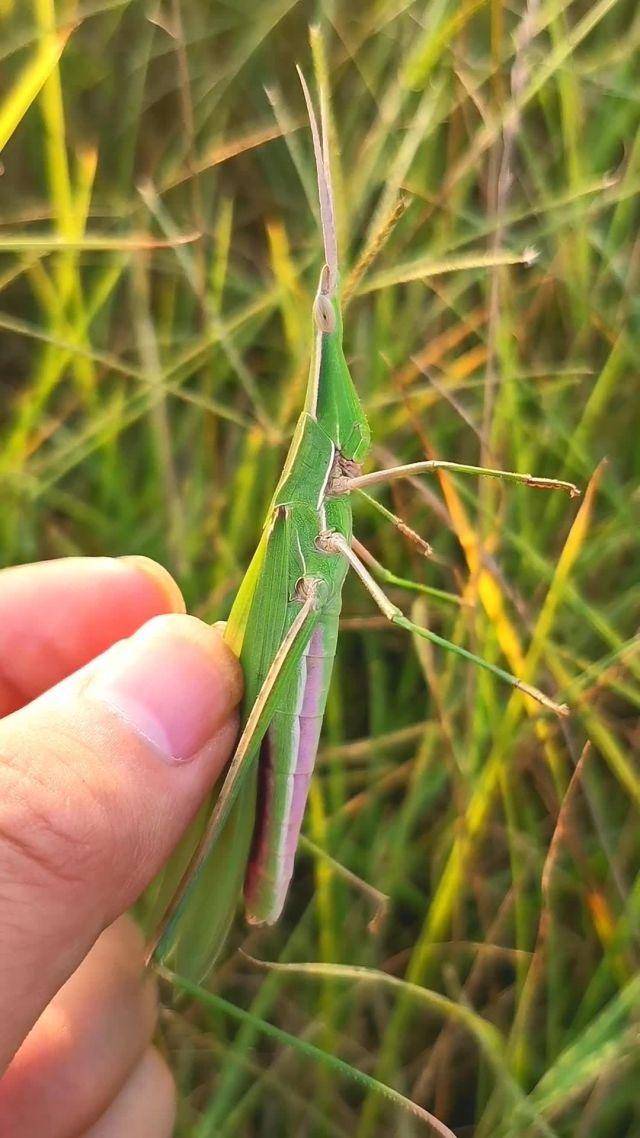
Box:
[148,70,578,979]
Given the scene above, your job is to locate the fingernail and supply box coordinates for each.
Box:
[119,555,186,614]
[88,614,243,762]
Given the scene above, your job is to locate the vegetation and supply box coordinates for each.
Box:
[1,1,639,1134]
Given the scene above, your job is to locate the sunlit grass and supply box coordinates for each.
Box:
[1,1,639,1134]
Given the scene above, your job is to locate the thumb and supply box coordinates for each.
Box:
[0,614,242,1069]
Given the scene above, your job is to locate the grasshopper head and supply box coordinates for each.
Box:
[313,263,336,334]
[311,264,370,463]
[300,68,371,463]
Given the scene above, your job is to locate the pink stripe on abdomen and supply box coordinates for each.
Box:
[244,618,336,924]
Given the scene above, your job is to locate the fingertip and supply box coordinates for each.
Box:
[118,556,186,615]
[86,917,159,1038]
[92,916,151,985]
[188,616,244,707]
[141,613,244,708]
[0,557,188,714]
[83,1048,176,1138]
[86,613,243,764]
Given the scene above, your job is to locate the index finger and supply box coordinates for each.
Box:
[0,556,185,716]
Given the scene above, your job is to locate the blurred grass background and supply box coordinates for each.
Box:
[1,0,640,1134]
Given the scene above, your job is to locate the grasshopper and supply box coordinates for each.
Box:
[148,69,578,979]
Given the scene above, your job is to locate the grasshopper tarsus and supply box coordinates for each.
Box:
[525,475,581,498]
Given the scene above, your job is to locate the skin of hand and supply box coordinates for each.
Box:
[0,556,243,1138]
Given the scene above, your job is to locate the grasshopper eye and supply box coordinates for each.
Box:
[313,293,336,334]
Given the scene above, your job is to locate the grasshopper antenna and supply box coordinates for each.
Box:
[297,64,338,293]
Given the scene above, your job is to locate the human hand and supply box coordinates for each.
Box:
[0,557,242,1137]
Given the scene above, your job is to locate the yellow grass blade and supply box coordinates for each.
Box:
[359,247,537,294]
[0,27,71,153]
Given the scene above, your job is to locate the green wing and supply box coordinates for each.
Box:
[148,764,257,982]
[149,507,321,979]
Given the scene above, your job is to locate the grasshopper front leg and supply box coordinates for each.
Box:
[331,460,580,499]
